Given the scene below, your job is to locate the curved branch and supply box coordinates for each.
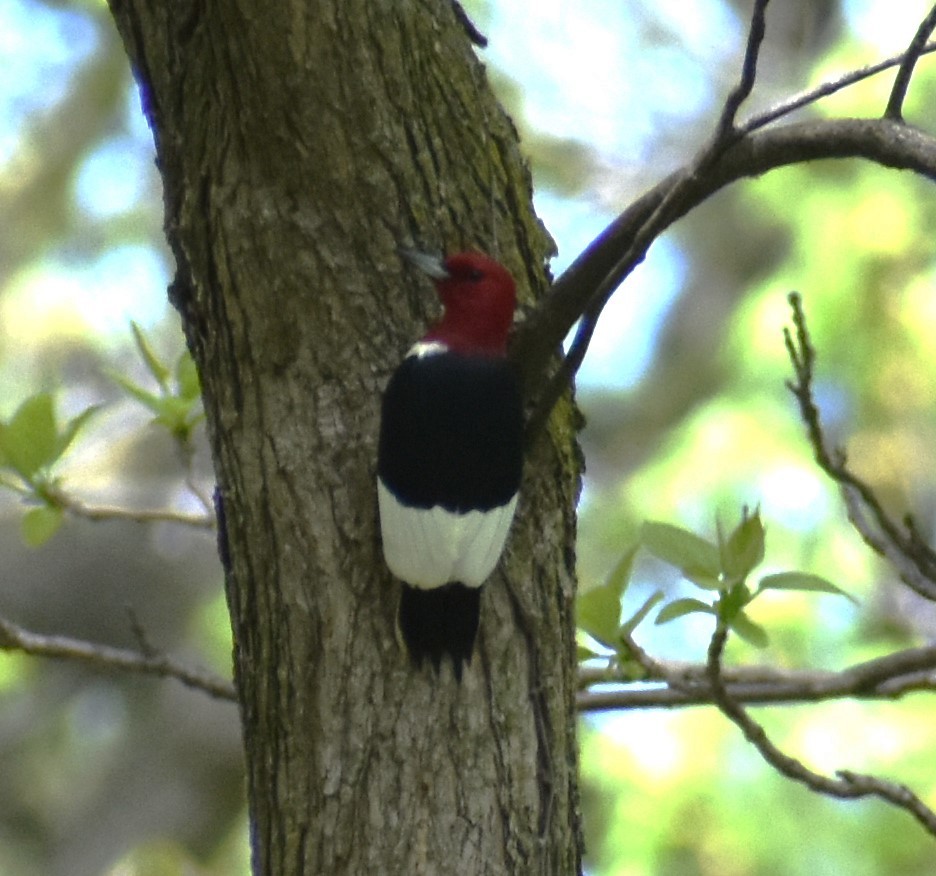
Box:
[705,622,936,838]
[512,116,936,416]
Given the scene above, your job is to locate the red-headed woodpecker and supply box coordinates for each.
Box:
[378,250,523,679]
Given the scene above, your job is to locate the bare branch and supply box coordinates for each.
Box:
[783,293,936,601]
[705,621,936,838]
[185,475,216,517]
[175,434,216,516]
[513,117,936,424]
[47,485,216,530]
[841,486,936,601]
[524,293,601,445]
[714,0,770,142]
[450,0,488,48]
[885,3,936,120]
[126,606,158,658]
[739,42,936,135]
[514,8,936,444]
[519,0,772,442]
[0,614,237,702]
[577,642,936,711]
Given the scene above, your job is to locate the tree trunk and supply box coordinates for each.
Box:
[106,1,582,872]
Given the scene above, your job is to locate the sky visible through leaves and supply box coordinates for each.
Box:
[2,1,936,874]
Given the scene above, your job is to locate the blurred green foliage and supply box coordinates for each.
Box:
[572,12,936,874]
[2,1,936,874]
[107,322,203,444]
[578,509,851,658]
[0,392,96,544]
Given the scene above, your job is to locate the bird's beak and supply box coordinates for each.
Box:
[399,247,450,280]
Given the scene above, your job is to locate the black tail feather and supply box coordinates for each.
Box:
[398,583,481,681]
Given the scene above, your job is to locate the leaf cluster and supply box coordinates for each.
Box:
[577,508,854,661]
[0,393,98,545]
[0,323,203,546]
[108,322,203,443]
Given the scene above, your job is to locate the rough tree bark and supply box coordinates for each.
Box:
[106,1,582,874]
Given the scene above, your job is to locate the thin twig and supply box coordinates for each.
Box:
[885,3,936,120]
[515,20,936,442]
[713,0,770,143]
[126,606,158,658]
[522,0,771,446]
[451,0,488,48]
[524,296,601,446]
[175,433,216,516]
[841,486,936,601]
[739,41,936,135]
[705,620,936,837]
[47,486,216,530]
[0,614,237,701]
[186,476,216,517]
[783,292,936,601]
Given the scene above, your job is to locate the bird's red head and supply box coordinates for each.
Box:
[409,251,517,356]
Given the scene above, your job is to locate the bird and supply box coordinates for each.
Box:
[377,249,523,680]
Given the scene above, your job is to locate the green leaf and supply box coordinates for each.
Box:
[577,644,604,662]
[577,584,624,648]
[683,573,725,591]
[616,656,650,682]
[620,589,664,638]
[153,396,203,440]
[758,571,858,604]
[576,545,638,648]
[641,521,721,581]
[153,396,195,427]
[21,505,63,547]
[0,393,60,479]
[720,508,766,583]
[109,370,166,415]
[719,581,753,620]
[131,321,171,389]
[655,597,715,625]
[56,405,100,459]
[604,544,638,599]
[174,351,201,401]
[728,610,770,648]
[0,471,26,493]
[111,360,203,442]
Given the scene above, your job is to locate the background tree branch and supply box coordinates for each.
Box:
[514,118,936,412]
[514,0,936,437]
[5,1,936,870]
[740,41,936,135]
[45,486,216,530]
[577,276,936,837]
[577,641,936,710]
[705,620,936,838]
[784,292,936,602]
[885,3,936,120]
[0,614,235,701]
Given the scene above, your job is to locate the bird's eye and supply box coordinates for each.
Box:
[468,268,484,281]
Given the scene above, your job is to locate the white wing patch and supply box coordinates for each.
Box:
[407,340,449,359]
[378,479,518,589]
